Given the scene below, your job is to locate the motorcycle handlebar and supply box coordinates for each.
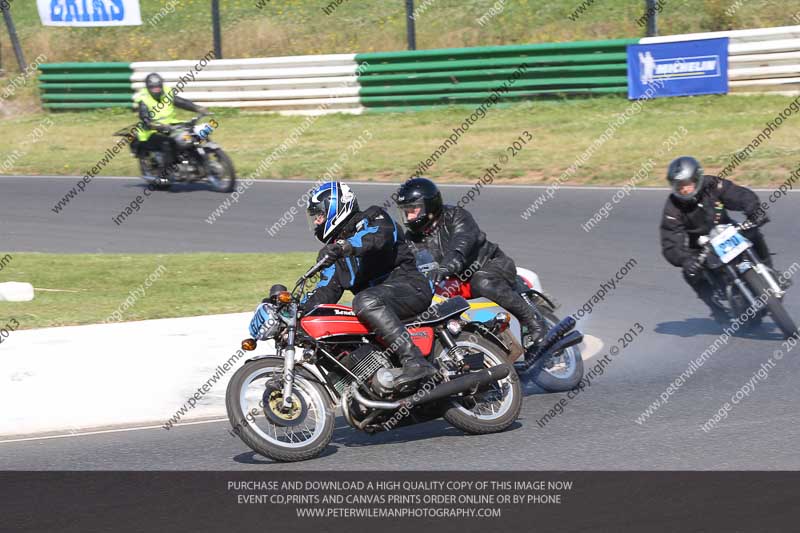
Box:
[302,255,332,280]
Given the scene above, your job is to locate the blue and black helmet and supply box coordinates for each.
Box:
[306,181,359,243]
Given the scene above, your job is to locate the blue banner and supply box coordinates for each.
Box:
[627,38,729,99]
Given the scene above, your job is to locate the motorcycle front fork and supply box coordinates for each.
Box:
[280,325,297,410]
[746,250,784,298]
[721,250,785,314]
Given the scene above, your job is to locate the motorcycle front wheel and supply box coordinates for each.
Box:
[527,309,584,392]
[205,148,236,193]
[226,358,335,463]
[742,268,798,339]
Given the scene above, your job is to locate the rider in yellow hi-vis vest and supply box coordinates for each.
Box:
[132,73,206,180]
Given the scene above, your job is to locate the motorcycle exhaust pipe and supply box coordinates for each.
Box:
[408,364,511,407]
[516,330,584,372]
[541,330,583,359]
[532,316,577,357]
[349,364,512,411]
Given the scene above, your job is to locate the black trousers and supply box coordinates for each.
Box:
[468,250,543,334]
[352,272,433,361]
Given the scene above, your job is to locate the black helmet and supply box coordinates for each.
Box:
[306,181,359,243]
[145,72,164,100]
[394,177,443,234]
[667,156,705,202]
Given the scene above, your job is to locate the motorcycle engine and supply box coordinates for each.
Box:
[332,344,392,395]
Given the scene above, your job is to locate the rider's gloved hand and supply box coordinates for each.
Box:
[441,257,462,276]
[746,209,770,228]
[319,239,353,267]
[154,123,172,134]
[682,256,703,279]
[431,267,450,287]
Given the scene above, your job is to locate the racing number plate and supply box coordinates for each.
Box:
[710,226,752,264]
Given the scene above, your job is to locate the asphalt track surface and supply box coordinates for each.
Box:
[1,176,799,470]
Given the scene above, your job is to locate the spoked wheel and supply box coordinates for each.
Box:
[205,148,236,193]
[527,310,584,392]
[225,358,334,462]
[438,334,521,434]
[742,269,798,339]
[139,154,171,190]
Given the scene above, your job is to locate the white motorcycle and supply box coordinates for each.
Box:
[416,250,584,392]
[697,220,796,338]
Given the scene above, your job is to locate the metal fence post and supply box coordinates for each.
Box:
[405,0,417,50]
[1,1,26,72]
[212,0,222,59]
[645,0,658,37]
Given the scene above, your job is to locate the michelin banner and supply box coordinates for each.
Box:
[37,0,141,26]
[627,38,729,99]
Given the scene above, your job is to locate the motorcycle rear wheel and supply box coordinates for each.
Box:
[742,268,798,339]
[438,334,521,434]
[226,359,334,462]
[139,156,171,190]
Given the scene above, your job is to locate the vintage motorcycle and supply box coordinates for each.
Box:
[415,249,585,392]
[226,256,537,463]
[696,220,796,338]
[115,114,236,192]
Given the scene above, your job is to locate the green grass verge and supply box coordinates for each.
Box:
[0,252,317,329]
[1,94,799,187]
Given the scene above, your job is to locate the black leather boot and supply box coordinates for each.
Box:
[354,292,436,391]
[392,335,437,391]
[508,293,546,351]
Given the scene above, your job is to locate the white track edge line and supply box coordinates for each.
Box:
[0,417,229,444]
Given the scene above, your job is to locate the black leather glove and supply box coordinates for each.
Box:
[441,256,462,277]
[682,256,704,279]
[431,267,450,287]
[746,210,770,229]
[319,239,353,268]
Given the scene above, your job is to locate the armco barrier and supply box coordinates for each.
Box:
[38,62,134,109]
[130,54,365,114]
[38,26,800,113]
[354,39,636,112]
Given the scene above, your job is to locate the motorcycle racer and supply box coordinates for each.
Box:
[660,156,777,321]
[132,72,207,178]
[394,177,545,351]
[303,181,437,391]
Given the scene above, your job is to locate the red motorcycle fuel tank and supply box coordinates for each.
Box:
[300,304,435,356]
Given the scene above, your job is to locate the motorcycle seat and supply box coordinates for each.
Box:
[403,296,471,326]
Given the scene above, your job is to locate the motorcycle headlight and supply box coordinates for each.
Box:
[249,303,280,340]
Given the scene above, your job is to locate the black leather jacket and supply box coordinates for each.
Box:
[406,205,499,275]
[660,175,760,267]
[303,206,425,309]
